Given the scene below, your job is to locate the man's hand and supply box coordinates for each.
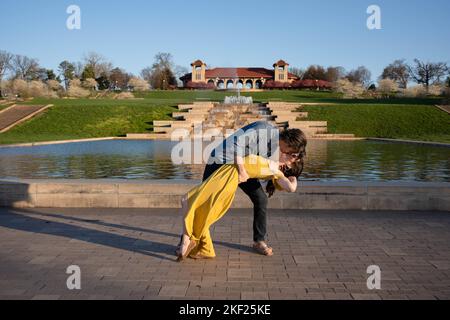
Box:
[235,155,249,183]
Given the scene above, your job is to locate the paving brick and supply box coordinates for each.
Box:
[0,207,449,300]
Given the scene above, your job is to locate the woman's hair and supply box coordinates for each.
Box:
[266,151,306,198]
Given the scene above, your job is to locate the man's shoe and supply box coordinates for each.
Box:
[253,241,274,256]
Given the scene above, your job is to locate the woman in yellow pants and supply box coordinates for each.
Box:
[176,154,301,261]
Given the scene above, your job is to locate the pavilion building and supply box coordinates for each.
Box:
[180,59,299,90]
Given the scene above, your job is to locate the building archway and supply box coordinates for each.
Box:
[217,80,225,89]
[255,80,263,89]
[207,79,215,87]
[226,80,235,89]
[245,80,253,90]
[236,80,244,89]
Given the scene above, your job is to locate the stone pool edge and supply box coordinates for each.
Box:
[1,179,449,211]
[1,136,450,148]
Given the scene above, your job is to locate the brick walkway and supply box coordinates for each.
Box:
[436,105,450,115]
[0,105,47,132]
[0,207,449,300]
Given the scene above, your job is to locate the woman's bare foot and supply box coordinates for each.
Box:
[176,234,198,262]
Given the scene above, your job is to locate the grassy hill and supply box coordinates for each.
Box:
[0,98,176,145]
[302,104,450,143]
[0,91,448,145]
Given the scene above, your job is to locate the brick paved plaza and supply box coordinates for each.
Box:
[0,207,449,300]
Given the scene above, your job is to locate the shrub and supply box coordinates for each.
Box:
[128,77,149,91]
[291,79,333,90]
[69,79,82,88]
[47,80,62,91]
[185,81,215,90]
[263,80,291,89]
[428,84,445,96]
[12,79,30,98]
[377,79,399,98]
[116,92,135,99]
[67,85,90,98]
[29,80,53,98]
[82,78,98,90]
[445,87,450,98]
[1,79,58,98]
[401,85,427,98]
[334,79,365,98]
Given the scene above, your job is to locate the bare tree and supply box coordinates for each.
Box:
[153,52,174,70]
[146,52,177,89]
[289,67,305,79]
[408,59,448,91]
[303,65,327,80]
[0,50,14,97]
[326,66,346,83]
[110,67,130,90]
[11,54,40,80]
[346,66,372,87]
[140,67,152,83]
[73,61,85,79]
[381,60,410,89]
[174,65,189,87]
[83,52,112,78]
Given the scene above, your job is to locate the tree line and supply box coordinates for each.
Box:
[290,59,449,91]
[0,51,188,98]
[0,49,448,99]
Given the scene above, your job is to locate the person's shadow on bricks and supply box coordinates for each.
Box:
[0,208,255,262]
[0,207,179,262]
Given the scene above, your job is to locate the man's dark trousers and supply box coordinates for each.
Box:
[202,163,268,243]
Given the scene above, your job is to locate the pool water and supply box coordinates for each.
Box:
[0,139,449,182]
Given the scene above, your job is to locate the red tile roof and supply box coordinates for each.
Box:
[206,68,273,78]
[180,67,298,81]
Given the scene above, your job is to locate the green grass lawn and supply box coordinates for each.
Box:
[0,98,176,145]
[0,91,448,145]
[303,104,450,143]
[134,89,343,103]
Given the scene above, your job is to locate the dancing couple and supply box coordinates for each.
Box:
[176,121,307,261]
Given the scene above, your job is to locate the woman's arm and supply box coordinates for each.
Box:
[274,175,298,193]
[267,160,297,192]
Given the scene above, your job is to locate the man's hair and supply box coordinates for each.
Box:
[265,128,308,198]
[279,128,308,155]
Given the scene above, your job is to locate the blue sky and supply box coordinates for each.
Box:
[1,0,449,82]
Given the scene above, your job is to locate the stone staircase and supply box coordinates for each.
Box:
[126,101,356,140]
[267,102,355,139]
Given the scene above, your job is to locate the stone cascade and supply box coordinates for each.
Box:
[152,102,277,137]
[127,100,357,140]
